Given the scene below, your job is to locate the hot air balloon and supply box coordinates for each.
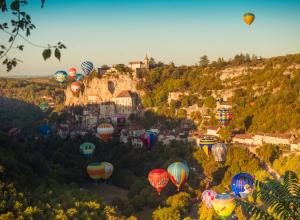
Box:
[215,108,232,127]
[80,142,96,157]
[199,136,216,156]
[100,162,114,180]
[68,67,77,79]
[97,123,114,142]
[70,81,82,96]
[231,172,254,197]
[54,71,67,83]
[212,193,236,219]
[39,102,49,112]
[148,169,169,195]
[75,73,84,81]
[140,130,157,150]
[37,124,52,137]
[211,142,227,162]
[86,162,105,181]
[201,190,217,208]
[167,162,189,191]
[81,61,94,75]
[243,12,255,26]
[7,127,21,137]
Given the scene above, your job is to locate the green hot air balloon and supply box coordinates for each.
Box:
[80,142,96,157]
[39,102,49,112]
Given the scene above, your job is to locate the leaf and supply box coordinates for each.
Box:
[0,45,5,49]
[18,45,24,51]
[8,36,14,42]
[26,28,30,36]
[42,49,51,60]
[10,0,20,11]
[54,48,61,61]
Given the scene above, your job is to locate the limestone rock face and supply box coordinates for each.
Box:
[65,74,143,106]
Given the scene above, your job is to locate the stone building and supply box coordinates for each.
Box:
[128,54,149,72]
[113,90,137,115]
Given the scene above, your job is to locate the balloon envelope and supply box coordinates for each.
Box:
[39,102,49,111]
[37,124,52,136]
[202,190,217,208]
[215,108,232,127]
[211,142,227,162]
[7,127,21,137]
[199,136,216,156]
[81,61,94,75]
[75,73,84,81]
[141,131,157,149]
[97,123,114,142]
[243,12,255,26]
[212,193,236,218]
[70,81,82,95]
[80,142,95,157]
[231,172,254,197]
[54,71,67,83]
[167,162,189,190]
[148,169,169,195]
[86,162,105,181]
[68,67,77,78]
[100,162,114,179]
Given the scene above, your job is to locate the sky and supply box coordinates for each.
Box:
[1,0,300,76]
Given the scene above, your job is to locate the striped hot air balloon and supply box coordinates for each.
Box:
[211,142,227,162]
[80,142,96,157]
[215,108,233,127]
[243,12,255,26]
[68,67,77,79]
[199,136,216,156]
[81,61,94,75]
[54,70,67,83]
[70,81,82,96]
[86,162,105,181]
[231,173,254,197]
[212,193,236,219]
[201,190,217,208]
[100,162,114,180]
[167,162,189,191]
[148,169,169,195]
[97,123,114,142]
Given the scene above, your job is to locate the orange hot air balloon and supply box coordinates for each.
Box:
[70,81,81,96]
[97,123,114,142]
[243,12,255,26]
[69,67,77,79]
[86,162,105,181]
[148,169,169,195]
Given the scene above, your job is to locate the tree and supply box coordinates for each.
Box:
[152,207,181,220]
[238,171,300,220]
[256,144,281,165]
[0,0,66,71]
[204,96,216,109]
[199,55,209,68]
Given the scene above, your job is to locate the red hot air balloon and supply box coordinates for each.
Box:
[68,67,77,79]
[70,81,82,96]
[148,169,169,195]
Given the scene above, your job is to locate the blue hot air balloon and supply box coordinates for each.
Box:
[81,61,94,75]
[37,124,52,137]
[75,73,84,81]
[167,162,189,191]
[54,71,67,83]
[231,172,254,197]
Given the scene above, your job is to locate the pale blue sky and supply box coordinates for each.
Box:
[1,0,300,75]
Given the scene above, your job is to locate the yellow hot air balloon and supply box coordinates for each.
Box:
[243,12,255,26]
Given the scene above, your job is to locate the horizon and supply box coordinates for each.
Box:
[1,0,300,76]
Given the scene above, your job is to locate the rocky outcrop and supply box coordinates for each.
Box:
[65,73,143,106]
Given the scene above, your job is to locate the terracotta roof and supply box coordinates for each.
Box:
[292,139,300,144]
[116,90,132,98]
[129,61,143,64]
[233,134,254,139]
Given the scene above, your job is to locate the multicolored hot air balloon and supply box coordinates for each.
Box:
[39,102,49,112]
[97,123,114,142]
[212,193,236,219]
[68,67,77,79]
[54,71,67,83]
[80,142,96,157]
[81,61,94,75]
[70,81,82,96]
[211,142,227,162]
[243,12,255,26]
[167,162,189,191]
[37,124,52,136]
[7,127,21,137]
[148,169,169,195]
[198,136,216,156]
[201,190,217,208]
[75,73,84,81]
[231,172,254,197]
[215,108,233,127]
[100,162,114,180]
[87,162,104,181]
[140,130,157,150]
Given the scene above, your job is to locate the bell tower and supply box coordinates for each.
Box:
[144,54,149,71]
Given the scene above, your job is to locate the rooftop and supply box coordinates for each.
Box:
[116,90,132,98]
[233,134,254,139]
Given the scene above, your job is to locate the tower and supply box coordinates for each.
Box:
[144,54,149,70]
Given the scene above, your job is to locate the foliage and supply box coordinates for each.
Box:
[152,207,180,220]
[256,144,281,165]
[273,154,300,179]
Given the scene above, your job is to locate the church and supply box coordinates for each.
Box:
[127,54,150,72]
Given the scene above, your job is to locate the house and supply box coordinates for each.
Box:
[99,102,115,117]
[128,55,149,72]
[113,90,137,115]
[254,133,291,145]
[232,134,255,145]
[206,126,219,137]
